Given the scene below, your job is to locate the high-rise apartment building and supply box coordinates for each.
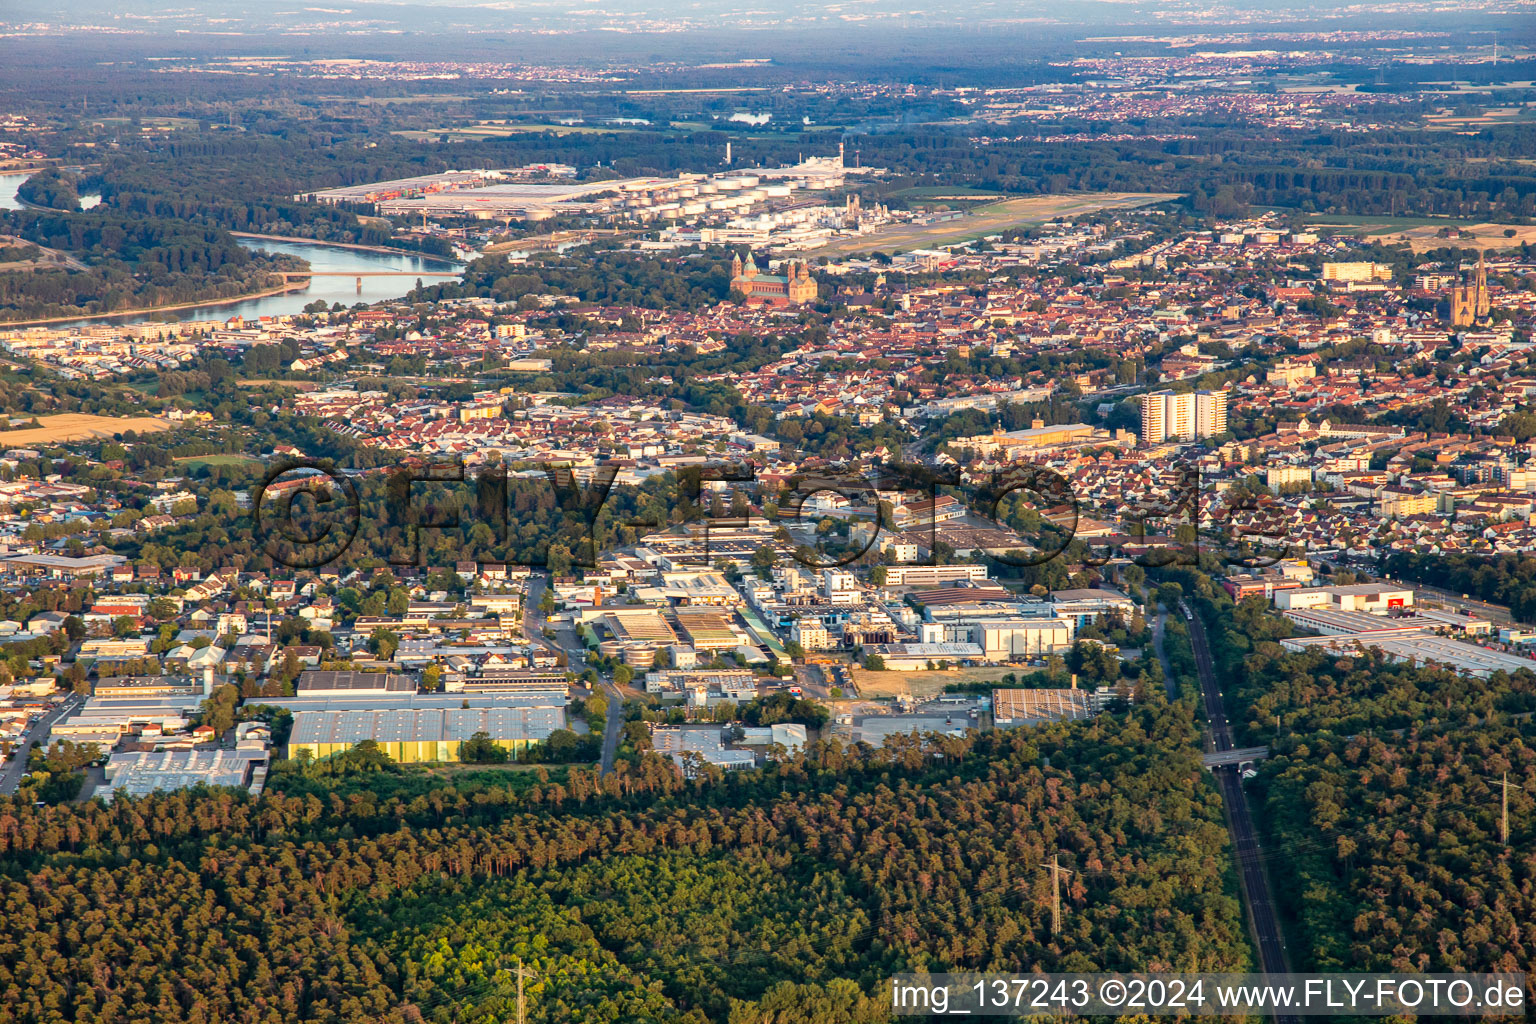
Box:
[1141,389,1228,444]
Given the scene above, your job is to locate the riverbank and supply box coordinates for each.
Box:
[233,231,465,263]
[0,278,306,328]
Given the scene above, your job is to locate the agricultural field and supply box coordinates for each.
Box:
[0,413,171,445]
[1368,221,1536,252]
[1308,213,1536,251]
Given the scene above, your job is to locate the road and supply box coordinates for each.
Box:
[0,695,83,795]
[598,683,623,776]
[522,574,551,646]
[1181,602,1298,1024]
[524,571,619,773]
[523,573,590,665]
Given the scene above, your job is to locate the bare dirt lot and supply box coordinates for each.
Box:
[0,414,172,445]
[852,664,1041,699]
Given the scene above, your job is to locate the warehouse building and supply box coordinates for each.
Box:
[296,670,415,695]
[992,688,1117,727]
[1274,583,1413,615]
[649,724,757,774]
[1280,607,1426,638]
[96,748,268,802]
[287,706,564,762]
[673,608,744,651]
[1281,631,1536,680]
[1048,587,1139,629]
[862,641,985,670]
[978,618,1076,659]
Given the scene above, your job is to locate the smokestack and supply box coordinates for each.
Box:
[203,666,215,697]
[725,141,731,166]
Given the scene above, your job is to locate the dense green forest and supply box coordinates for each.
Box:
[0,705,1251,1023]
[14,168,81,212]
[0,208,303,322]
[413,249,735,311]
[1228,636,1536,978]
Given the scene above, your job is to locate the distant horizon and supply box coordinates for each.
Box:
[2,0,1531,59]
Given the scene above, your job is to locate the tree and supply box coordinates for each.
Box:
[613,664,634,688]
[146,598,180,621]
[543,728,579,762]
[369,627,400,661]
[460,730,508,763]
[585,693,609,730]
[199,683,240,735]
[422,663,443,691]
[547,543,573,578]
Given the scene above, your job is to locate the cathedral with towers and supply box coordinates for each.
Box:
[1449,250,1491,328]
[730,253,819,306]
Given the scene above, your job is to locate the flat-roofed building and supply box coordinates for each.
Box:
[1049,587,1138,628]
[456,670,570,699]
[1407,608,1494,637]
[78,638,151,660]
[287,706,564,762]
[878,564,989,587]
[864,642,985,670]
[2,552,126,578]
[834,700,984,745]
[978,618,1076,660]
[1281,607,1426,637]
[296,670,415,695]
[1275,584,1413,615]
[92,676,200,699]
[1281,631,1536,679]
[50,695,206,743]
[673,608,741,651]
[791,619,832,651]
[644,669,757,698]
[953,422,1105,457]
[649,724,757,773]
[992,688,1105,727]
[1222,574,1305,601]
[98,748,267,801]
[602,609,678,644]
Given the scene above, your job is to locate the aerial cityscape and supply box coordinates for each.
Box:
[0,1,1533,1021]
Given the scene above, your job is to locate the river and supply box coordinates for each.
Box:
[0,171,464,326]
